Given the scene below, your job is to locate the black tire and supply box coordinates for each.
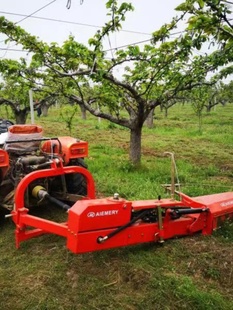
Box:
[65,158,87,196]
[0,208,9,226]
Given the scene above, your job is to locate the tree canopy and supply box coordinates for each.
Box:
[0,0,232,163]
[176,0,233,78]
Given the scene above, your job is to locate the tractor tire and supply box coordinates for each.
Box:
[65,158,87,196]
[0,207,8,226]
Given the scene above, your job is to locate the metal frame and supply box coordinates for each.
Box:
[12,162,233,254]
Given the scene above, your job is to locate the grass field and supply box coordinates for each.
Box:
[0,103,233,309]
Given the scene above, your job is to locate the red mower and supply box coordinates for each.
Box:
[0,129,231,254]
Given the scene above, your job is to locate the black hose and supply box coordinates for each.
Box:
[97,209,150,243]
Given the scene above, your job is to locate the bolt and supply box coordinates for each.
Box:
[113,193,119,200]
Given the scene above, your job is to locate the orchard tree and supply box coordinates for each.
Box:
[0,1,222,164]
[0,58,57,123]
[0,58,35,124]
[203,84,227,112]
[190,86,208,133]
[160,99,179,118]
[176,0,233,76]
[219,81,233,105]
[33,91,57,117]
[60,104,78,135]
[176,0,233,40]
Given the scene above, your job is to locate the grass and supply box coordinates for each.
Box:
[0,103,233,309]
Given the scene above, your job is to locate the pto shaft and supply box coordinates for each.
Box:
[32,185,70,211]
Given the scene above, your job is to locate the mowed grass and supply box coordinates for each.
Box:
[0,103,233,309]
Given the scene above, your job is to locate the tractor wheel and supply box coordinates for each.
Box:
[0,207,9,226]
[0,210,4,225]
[65,158,87,196]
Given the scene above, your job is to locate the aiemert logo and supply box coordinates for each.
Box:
[87,210,119,217]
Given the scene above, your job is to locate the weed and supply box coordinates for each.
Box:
[213,220,233,242]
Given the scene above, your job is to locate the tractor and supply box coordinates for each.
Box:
[0,123,88,221]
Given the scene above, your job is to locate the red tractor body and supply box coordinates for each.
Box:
[0,124,88,213]
[41,136,88,165]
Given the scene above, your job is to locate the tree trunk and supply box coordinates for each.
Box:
[15,110,27,124]
[79,103,87,120]
[145,108,154,128]
[41,105,49,116]
[129,126,142,165]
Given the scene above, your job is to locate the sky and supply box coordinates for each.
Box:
[0,0,183,61]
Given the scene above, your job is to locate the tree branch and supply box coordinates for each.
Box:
[70,94,131,128]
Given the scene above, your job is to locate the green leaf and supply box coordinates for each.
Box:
[197,0,204,9]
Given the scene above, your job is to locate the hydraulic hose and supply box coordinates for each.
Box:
[171,207,209,218]
[97,209,150,244]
